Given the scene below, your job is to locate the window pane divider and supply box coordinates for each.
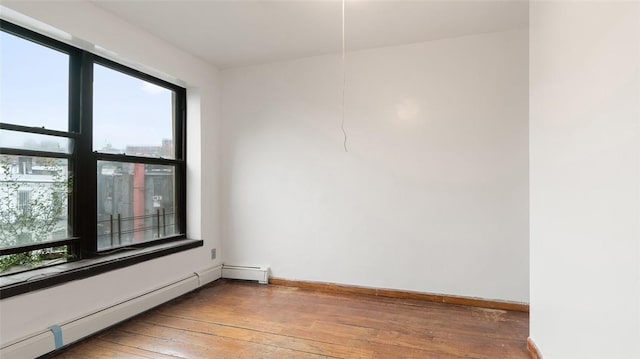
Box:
[0,123,79,138]
[95,152,183,165]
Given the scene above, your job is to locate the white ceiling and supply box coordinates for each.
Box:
[92,0,528,69]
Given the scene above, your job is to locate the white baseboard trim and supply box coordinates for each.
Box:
[0,264,223,359]
[221,264,269,284]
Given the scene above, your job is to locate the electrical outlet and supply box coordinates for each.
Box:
[211,248,216,260]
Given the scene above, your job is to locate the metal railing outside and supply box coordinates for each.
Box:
[97,208,176,248]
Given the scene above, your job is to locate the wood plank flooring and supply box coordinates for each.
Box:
[52,279,529,358]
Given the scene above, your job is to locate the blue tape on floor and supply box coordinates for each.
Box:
[49,325,63,349]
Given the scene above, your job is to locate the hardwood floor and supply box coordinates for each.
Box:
[53,279,529,358]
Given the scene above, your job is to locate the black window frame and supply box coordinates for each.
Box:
[0,20,188,273]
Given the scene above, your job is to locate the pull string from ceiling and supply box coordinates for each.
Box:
[341,0,348,152]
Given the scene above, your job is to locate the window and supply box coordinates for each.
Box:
[17,189,31,216]
[92,61,184,252]
[0,20,187,275]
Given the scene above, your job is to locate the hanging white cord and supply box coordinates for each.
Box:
[341,0,348,152]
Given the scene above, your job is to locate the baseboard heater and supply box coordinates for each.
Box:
[0,265,222,359]
[221,264,269,284]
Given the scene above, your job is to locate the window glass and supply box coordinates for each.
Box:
[93,64,175,158]
[0,129,73,154]
[0,32,69,131]
[97,161,177,250]
[0,155,70,249]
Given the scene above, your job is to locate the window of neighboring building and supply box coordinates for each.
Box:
[0,20,187,275]
[16,189,31,216]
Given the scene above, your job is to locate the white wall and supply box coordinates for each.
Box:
[0,1,222,346]
[222,29,529,302]
[529,2,640,358]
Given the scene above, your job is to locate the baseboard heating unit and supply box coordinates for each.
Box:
[221,264,269,284]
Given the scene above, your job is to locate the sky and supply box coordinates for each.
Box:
[0,31,174,156]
